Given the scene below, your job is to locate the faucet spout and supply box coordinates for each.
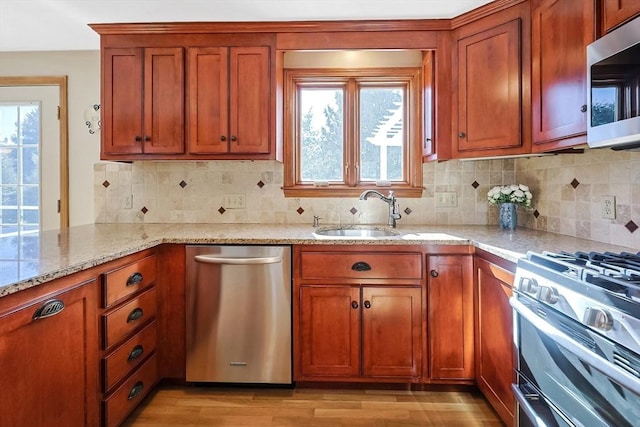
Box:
[358,190,402,228]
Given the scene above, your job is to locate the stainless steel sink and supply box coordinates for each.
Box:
[313,227,400,239]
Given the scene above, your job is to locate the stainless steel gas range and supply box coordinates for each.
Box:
[511,251,640,427]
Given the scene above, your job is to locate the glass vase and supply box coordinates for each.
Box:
[499,203,518,230]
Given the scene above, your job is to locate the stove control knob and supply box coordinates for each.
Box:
[519,277,539,294]
[538,285,559,304]
[583,307,614,331]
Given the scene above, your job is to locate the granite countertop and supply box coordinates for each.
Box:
[2,222,638,298]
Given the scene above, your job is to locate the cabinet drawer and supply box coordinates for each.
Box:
[103,320,157,392]
[103,287,157,349]
[103,354,157,427]
[300,252,422,280]
[103,255,157,308]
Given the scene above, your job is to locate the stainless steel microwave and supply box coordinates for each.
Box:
[587,15,640,150]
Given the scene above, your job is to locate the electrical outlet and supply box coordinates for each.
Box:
[123,194,133,210]
[435,192,458,208]
[223,193,246,209]
[601,195,616,219]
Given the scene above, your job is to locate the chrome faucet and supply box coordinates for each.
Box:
[359,190,402,228]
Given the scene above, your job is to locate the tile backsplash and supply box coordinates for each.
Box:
[94,148,640,248]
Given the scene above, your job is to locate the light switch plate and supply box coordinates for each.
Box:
[223,194,246,209]
[435,192,458,208]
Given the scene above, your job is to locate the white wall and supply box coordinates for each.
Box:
[0,50,101,227]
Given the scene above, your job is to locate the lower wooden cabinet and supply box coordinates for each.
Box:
[294,245,424,382]
[475,252,516,426]
[0,278,99,427]
[428,255,474,381]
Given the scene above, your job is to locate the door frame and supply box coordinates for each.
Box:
[0,76,69,229]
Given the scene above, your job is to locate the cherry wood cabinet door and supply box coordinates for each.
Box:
[142,47,185,154]
[456,19,522,155]
[103,48,144,155]
[361,286,422,378]
[428,255,474,380]
[103,47,184,156]
[299,286,360,377]
[531,0,594,151]
[0,280,98,427]
[475,256,515,427]
[603,0,640,33]
[187,47,230,154]
[229,47,270,154]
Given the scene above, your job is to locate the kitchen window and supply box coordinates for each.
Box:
[283,68,423,197]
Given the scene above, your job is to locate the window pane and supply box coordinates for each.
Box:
[22,146,39,185]
[2,208,18,225]
[22,208,39,225]
[22,186,38,206]
[299,88,344,182]
[2,186,17,206]
[360,87,404,181]
[1,147,18,184]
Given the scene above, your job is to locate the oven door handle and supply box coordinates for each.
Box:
[512,384,553,427]
[511,297,640,393]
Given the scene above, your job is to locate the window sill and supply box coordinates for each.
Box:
[282,185,424,198]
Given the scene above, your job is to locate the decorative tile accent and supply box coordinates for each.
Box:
[570,178,580,189]
[533,210,540,219]
[350,207,358,215]
[141,207,148,214]
[179,180,187,188]
[625,220,638,233]
[296,207,305,215]
[257,180,265,188]
[218,207,226,215]
[102,180,110,188]
[471,181,480,189]
[404,207,412,215]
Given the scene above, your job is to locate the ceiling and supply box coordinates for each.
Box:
[0,0,493,52]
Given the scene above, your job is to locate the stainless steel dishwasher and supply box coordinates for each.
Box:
[185,245,292,384]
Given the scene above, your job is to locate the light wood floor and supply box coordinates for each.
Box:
[123,386,505,426]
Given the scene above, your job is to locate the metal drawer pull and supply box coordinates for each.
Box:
[351,300,359,309]
[32,299,65,320]
[128,381,144,400]
[127,345,144,361]
[351,261,371,271]
[126,272,144,287]
[363,300,371,309]
[194,255,282,265]
[127,308,144,323]
[430,270,438,277]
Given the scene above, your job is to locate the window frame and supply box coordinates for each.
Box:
[283,68,423,197]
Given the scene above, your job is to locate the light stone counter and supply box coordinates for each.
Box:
[2,223,637,297]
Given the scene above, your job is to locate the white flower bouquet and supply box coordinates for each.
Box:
[487,184,533,208]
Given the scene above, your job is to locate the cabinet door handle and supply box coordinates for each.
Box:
[32,299,65,320]
[126,272,144,287]
[458,132,466,138]
[135,136,142,142]
[351,261,371,272]
[363,300,371,309]
[128,381,144,400]
[127,344,145,361]
[430,270,439,278]
[220,135,227,141]
[351,300,359,309]
[127,307,144,323]
[144,136,151,142]
[581,104,587,113]
[230,135,238,142]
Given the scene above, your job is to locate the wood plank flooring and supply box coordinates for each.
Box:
[123,386,505,426]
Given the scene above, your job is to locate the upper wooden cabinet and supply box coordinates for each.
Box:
[102,47,185,157]
[531,0,595,152]
[452,2,531,159]
[602,0,640,33]
[188,46,270,155]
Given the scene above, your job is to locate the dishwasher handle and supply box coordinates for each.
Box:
[194,254,282,265]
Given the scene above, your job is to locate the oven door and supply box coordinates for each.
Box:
[511,295,640,427]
